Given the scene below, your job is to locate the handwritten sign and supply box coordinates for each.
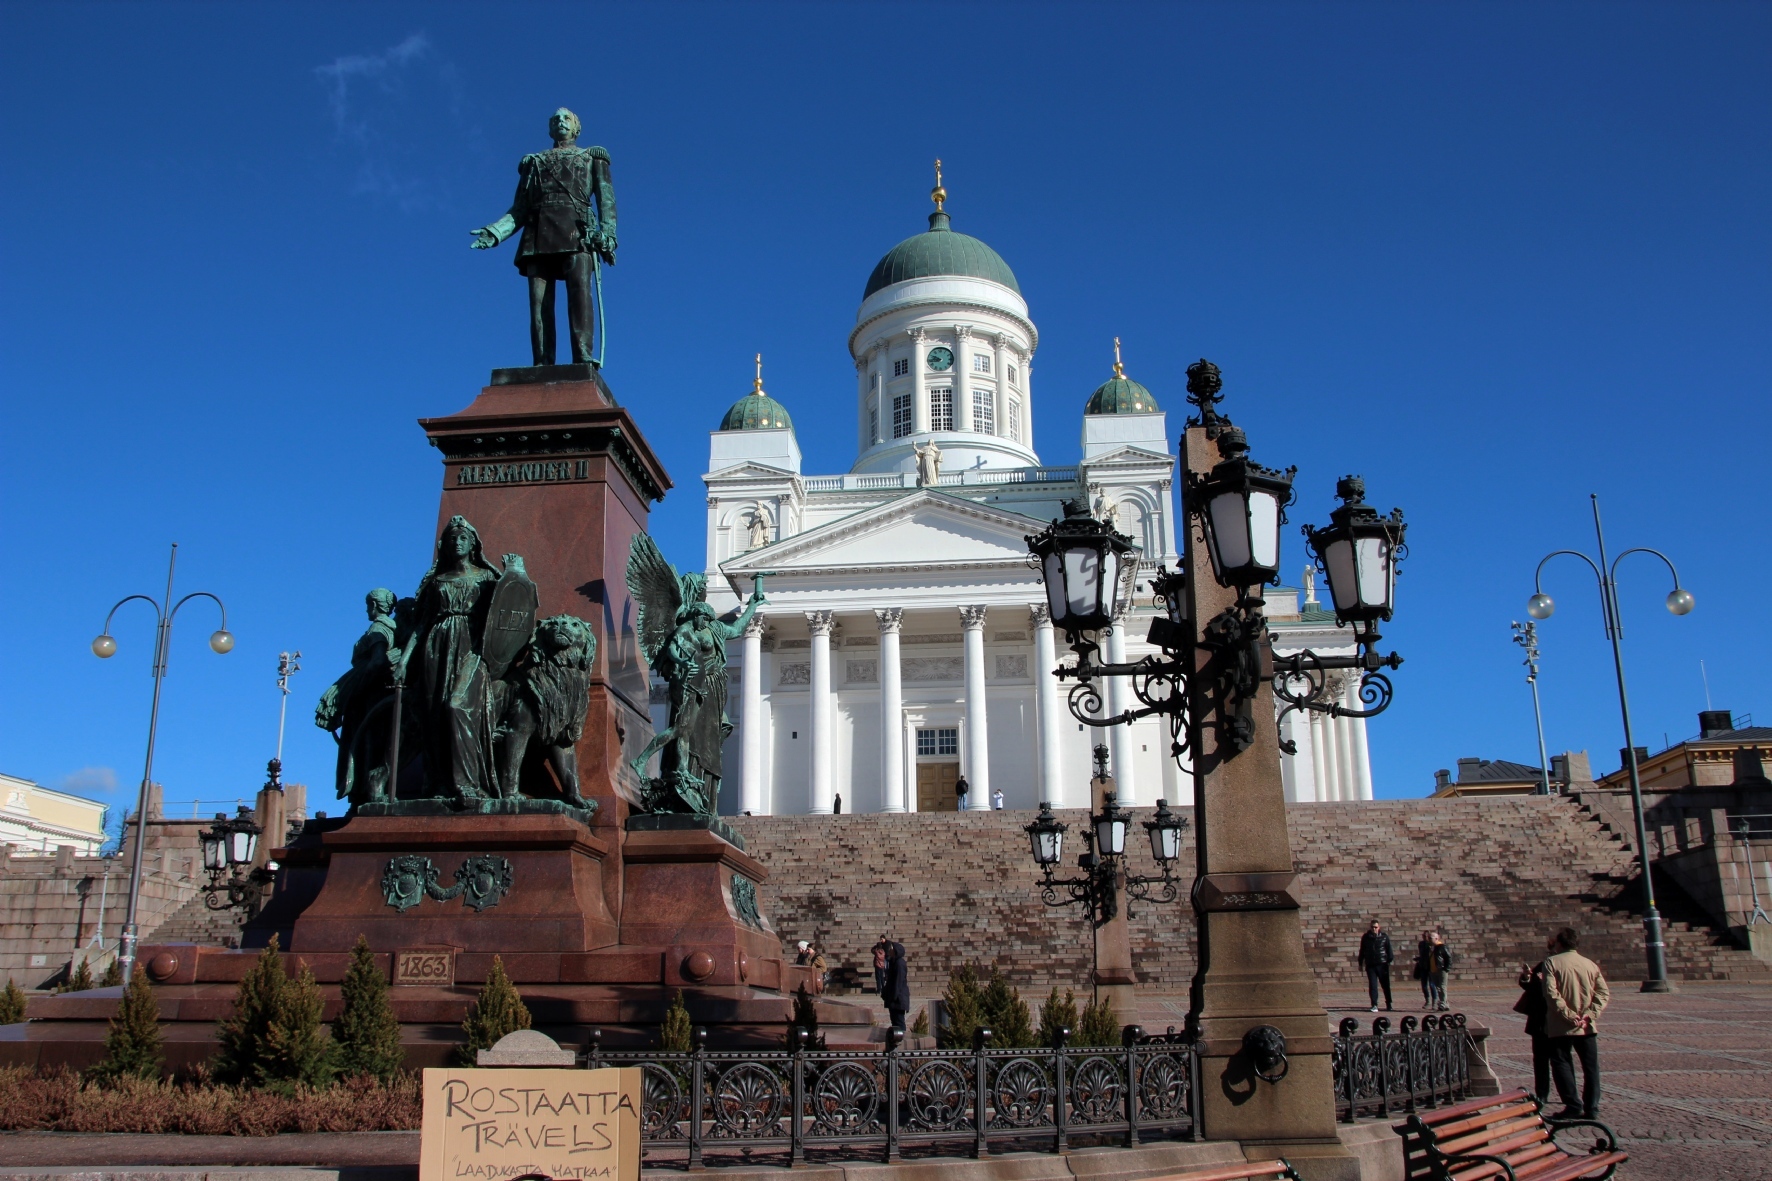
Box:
[395,948,456,987]
[420,1066,640,1181]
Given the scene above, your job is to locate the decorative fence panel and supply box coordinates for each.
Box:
[588,1034,1200,1165]
[1330,1014,1474,1123]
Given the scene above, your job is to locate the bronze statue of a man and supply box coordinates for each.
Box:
[472,107,617,367]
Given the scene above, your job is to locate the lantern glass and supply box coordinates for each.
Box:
[1064,547,1104,619]
[202,830,224,871]
[1149,820,1181,863]
[1042,553,1066,621]
[1094,808,1127,858]
[228,826,254,865]
[1024,805,1067,867]
[1208,491,1252,572]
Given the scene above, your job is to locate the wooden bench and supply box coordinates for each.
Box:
[1397,1088,1627,1181]
[1145,1161,1302,1181]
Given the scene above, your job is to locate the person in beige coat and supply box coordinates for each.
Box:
[1540,927,1610,1119]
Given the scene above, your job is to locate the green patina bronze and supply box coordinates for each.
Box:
[380,854,514,912]
[316,514,598,819]
[730,875,763,929]
[626,534,765,816]
[473,108,617,367]
[862,208,1020,299]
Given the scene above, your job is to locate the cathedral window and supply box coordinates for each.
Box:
[1008,398,1022,442]
[973,353,991,374]
[893,358,909,377]
[892,393,913,438]
[1008,364,1019,386]
[917,728,958,756]
[868,396,879,444]
[972,389,995,434]
[929,388,954,431]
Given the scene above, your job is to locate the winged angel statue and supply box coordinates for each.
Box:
[627,534,765,815]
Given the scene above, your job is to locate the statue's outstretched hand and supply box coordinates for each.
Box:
[470,227,499,249]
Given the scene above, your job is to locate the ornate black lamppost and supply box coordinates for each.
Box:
[200,806,270,917]
[91,542,234,980]
[1024,746,1188,926]
[1024,359,1410,1154]
[1527,494,1694,992]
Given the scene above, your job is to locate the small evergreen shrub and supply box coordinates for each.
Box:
[1074,993,1119,1047]
[1038,987,1078,1047]
[978,968,1034,1048]
[0,979,26,1025]
[58,959,94,994]
[333,937,404,1083]
[937,963,982,1049]
[659,989,692,1053]
[457,956,530,1065]
[909,1008,929,1038]
[211,936,335,1091]
[87,966,163,1083]
[100,959,123,988]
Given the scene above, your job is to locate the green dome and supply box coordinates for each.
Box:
[1085,374,1159,415]
[863,211,1021,300]
[720,391,794,431]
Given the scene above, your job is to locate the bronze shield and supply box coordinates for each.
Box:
[482,564,539,680]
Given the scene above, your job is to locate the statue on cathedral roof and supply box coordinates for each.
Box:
[627,534,766,815]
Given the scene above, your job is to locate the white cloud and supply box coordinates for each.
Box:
[60,766,119,796]
[315,33,467,208]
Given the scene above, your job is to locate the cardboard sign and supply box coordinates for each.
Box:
[420,1066,641,1181]
[395,947,456,987]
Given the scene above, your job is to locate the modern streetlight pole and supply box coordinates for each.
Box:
[1527,494,1694,993]
[1511,621,1553,795]
[91,543,234,980]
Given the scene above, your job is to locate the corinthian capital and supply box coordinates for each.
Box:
[959,605,989,631]
[874,607,904,634]
[805,610,836,636]
[1029,603,1052,629]
[743,613,768,638]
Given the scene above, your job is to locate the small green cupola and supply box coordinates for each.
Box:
[719,354,794,431]
[1085,337,1159,414]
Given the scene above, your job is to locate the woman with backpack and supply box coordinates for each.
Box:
[1412,930,1435,1008]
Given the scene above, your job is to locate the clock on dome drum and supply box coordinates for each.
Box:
[926,346,954,371]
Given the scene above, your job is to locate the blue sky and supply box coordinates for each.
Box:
[3,1,1768,816]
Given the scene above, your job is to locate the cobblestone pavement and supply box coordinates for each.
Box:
[1308,981,1772,1181]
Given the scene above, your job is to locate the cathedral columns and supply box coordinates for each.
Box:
[1031,605,1064,807]
[807,610,835,814]
[740,614,766,815]
[960,605,991,810]
[993,335,1009,440]
[1344,681,1374,800]
[876,608,905,812]
[1105,609,1137,804]
[910,328,930,434]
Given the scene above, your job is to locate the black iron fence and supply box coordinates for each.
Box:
[1330,1014,1474,1122]
[563,1015,1470,1165]
[586,1028,1200,1166]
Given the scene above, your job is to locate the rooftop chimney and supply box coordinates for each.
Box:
[1699,710,1735,738]
[1433,769,1451,792]
[1455,758,1484,782]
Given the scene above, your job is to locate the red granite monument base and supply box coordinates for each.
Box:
[0,368,877,1072]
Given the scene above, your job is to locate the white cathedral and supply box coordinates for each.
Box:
[686,190,1377,816]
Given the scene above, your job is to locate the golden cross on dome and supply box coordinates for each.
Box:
[1113,336,1126,379]
[754,353,764,393]
[931,158,947,211]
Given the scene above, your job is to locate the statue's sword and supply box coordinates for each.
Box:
[593,251,607,368]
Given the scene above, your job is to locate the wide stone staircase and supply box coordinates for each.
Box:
[141,891,246,948]
[732,795,1770,996]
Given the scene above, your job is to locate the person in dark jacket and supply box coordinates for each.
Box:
[882,941,911,1034]
[1426,932,1453,1011]
[1516,953,1552,1103]
[1357,919,1395,1012]
[1413,931,1434,1007]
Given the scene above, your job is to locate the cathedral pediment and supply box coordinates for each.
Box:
[1080,444,1175,468]
[707,461,798,481]
[722,490,1048,576]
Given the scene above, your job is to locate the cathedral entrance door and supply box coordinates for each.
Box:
[917,762,961,812]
